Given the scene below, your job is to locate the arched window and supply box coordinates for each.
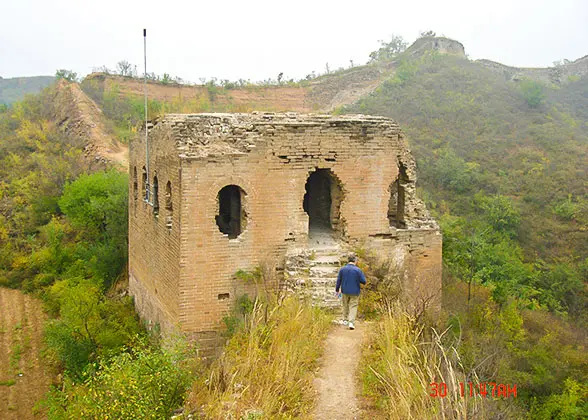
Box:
[165,181,172,211]
[165,181,172,230]
[133,167,138,202]
[153,175,159,216]
[215,185,247,239]
[142,166,148,201]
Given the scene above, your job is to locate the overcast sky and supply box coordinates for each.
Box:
[1,0,587,83]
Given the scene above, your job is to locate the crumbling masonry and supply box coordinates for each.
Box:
[129,113,442,343]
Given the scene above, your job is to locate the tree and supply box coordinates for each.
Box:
[368,35,408,63]
[419,30,436,38]
[58,170,128,285]
[55,69,78,82]
[116,60,133,77]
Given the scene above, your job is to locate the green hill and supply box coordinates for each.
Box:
[344,51,587,317]
[0,75,55,105]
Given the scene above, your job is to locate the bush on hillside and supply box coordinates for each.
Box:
[44,339,197,419]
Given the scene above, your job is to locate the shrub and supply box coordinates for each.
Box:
[44,338,197,419]
[520,79,545,108]
[44,278,141,378]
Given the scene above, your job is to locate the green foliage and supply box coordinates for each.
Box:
[432,148,478,192]
[44,339,197,419]
[55,69,78,83]
[368,35,408,63]
[44,278,141,378]
[393,58,419,84]
[519,79,545,108]
[222,294,255,338]
[206,79,220,103]
[1,87,191,420]
[441,282,587,418]
[533,261,585,316]
[475,193,521,237]
[0,89,85,288]
[529,378,588,419]
[59,170,128,242]
[552,195,580,221]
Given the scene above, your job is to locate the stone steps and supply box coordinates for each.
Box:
[284,241,348,308]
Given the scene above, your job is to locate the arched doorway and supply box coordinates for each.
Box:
[303,169,343,236]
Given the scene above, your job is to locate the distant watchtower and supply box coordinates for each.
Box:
[128,113,441,342]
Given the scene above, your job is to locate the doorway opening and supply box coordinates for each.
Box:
[388,163,408,228]
[303,169,343,237]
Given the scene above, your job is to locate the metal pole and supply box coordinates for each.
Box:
[143,28,151,204]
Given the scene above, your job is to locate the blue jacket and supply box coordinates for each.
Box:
[336,263,367,296]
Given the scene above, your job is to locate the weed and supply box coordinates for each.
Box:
[0,379,17,386]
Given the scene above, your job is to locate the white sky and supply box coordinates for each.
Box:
[1,0,587,83]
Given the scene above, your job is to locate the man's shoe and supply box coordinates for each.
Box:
[349,322,355,330]
[343,320,349,326]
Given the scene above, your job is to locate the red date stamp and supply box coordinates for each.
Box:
[429,382,517,398]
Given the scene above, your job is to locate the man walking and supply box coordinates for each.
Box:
[336,253,367,330]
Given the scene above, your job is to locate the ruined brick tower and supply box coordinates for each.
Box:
[129,113,441,340]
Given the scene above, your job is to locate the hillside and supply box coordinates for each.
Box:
[0,76,54,105]
[345,53,587,260]
[0,36,586,419]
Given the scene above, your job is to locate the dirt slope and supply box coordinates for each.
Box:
[51,79,128,167]
[0,288,53,419]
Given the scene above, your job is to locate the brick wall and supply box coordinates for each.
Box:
[129,113,442,336]
[129,124,182,331]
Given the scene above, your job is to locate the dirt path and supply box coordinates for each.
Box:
[0,288,53,419]
[312,321,367,419]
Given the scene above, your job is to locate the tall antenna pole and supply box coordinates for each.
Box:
[143,28,151,204]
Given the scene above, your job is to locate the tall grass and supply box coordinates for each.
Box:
[188,295,332,418]
[361,305,489,419]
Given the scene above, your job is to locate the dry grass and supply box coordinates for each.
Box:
[361,305,490,420]
[187,295,332,419]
